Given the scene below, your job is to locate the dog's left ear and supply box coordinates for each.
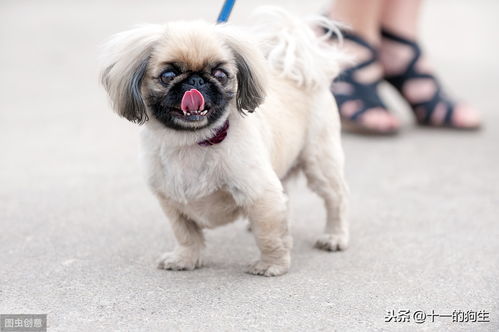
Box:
[99,24,164,124]
[220,29,268,114]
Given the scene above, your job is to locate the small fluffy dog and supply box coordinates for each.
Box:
[100,8,348,276]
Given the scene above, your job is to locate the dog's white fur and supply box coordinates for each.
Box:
[100,7,348,276]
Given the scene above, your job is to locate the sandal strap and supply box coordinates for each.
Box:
[323,27,379,72]
[333,80,386,121]
[411,88,455,125]
[381,27,455,126]
[381,28,422,89]
[324,28,387,121]
[341,31,378,58]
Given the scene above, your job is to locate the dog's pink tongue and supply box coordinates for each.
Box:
[181,89,205,113]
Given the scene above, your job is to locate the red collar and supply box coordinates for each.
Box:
[198,120,229,146]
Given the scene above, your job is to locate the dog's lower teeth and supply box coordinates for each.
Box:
[182,110,207,117]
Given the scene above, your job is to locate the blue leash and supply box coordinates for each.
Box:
[216,0,236,23]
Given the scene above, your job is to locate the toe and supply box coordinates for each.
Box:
[452,104,481,129]
[360,108,400,133]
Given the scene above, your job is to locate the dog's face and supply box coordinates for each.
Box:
[144,29,238,131]
[100,21,267,131]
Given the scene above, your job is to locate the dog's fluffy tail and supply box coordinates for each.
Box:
[252,6,346,89]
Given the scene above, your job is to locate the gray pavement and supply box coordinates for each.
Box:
[1,0,498,331]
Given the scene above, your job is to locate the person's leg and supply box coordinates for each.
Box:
[380,0,421,39]
[329,0,383,44]
[379,0,480,128]
[327,0,399,134]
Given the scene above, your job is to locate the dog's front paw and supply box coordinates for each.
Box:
[157,251,201,271]
[246,260,290,277]
[315,233,349,251]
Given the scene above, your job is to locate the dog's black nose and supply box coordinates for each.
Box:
[186,74,205,88]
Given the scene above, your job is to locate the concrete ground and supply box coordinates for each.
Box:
[1,0,498,331]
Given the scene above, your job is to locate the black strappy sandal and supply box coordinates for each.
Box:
[328,30,398,135]
[381,27,480,130]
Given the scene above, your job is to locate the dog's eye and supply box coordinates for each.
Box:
[160,70,177,84]
[212,69,228,84]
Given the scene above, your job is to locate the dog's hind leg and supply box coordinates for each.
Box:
[302,126,349,252]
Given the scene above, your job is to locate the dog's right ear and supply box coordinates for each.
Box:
[99,24,164,124]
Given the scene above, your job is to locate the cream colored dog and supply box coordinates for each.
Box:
[100,7,348,276]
